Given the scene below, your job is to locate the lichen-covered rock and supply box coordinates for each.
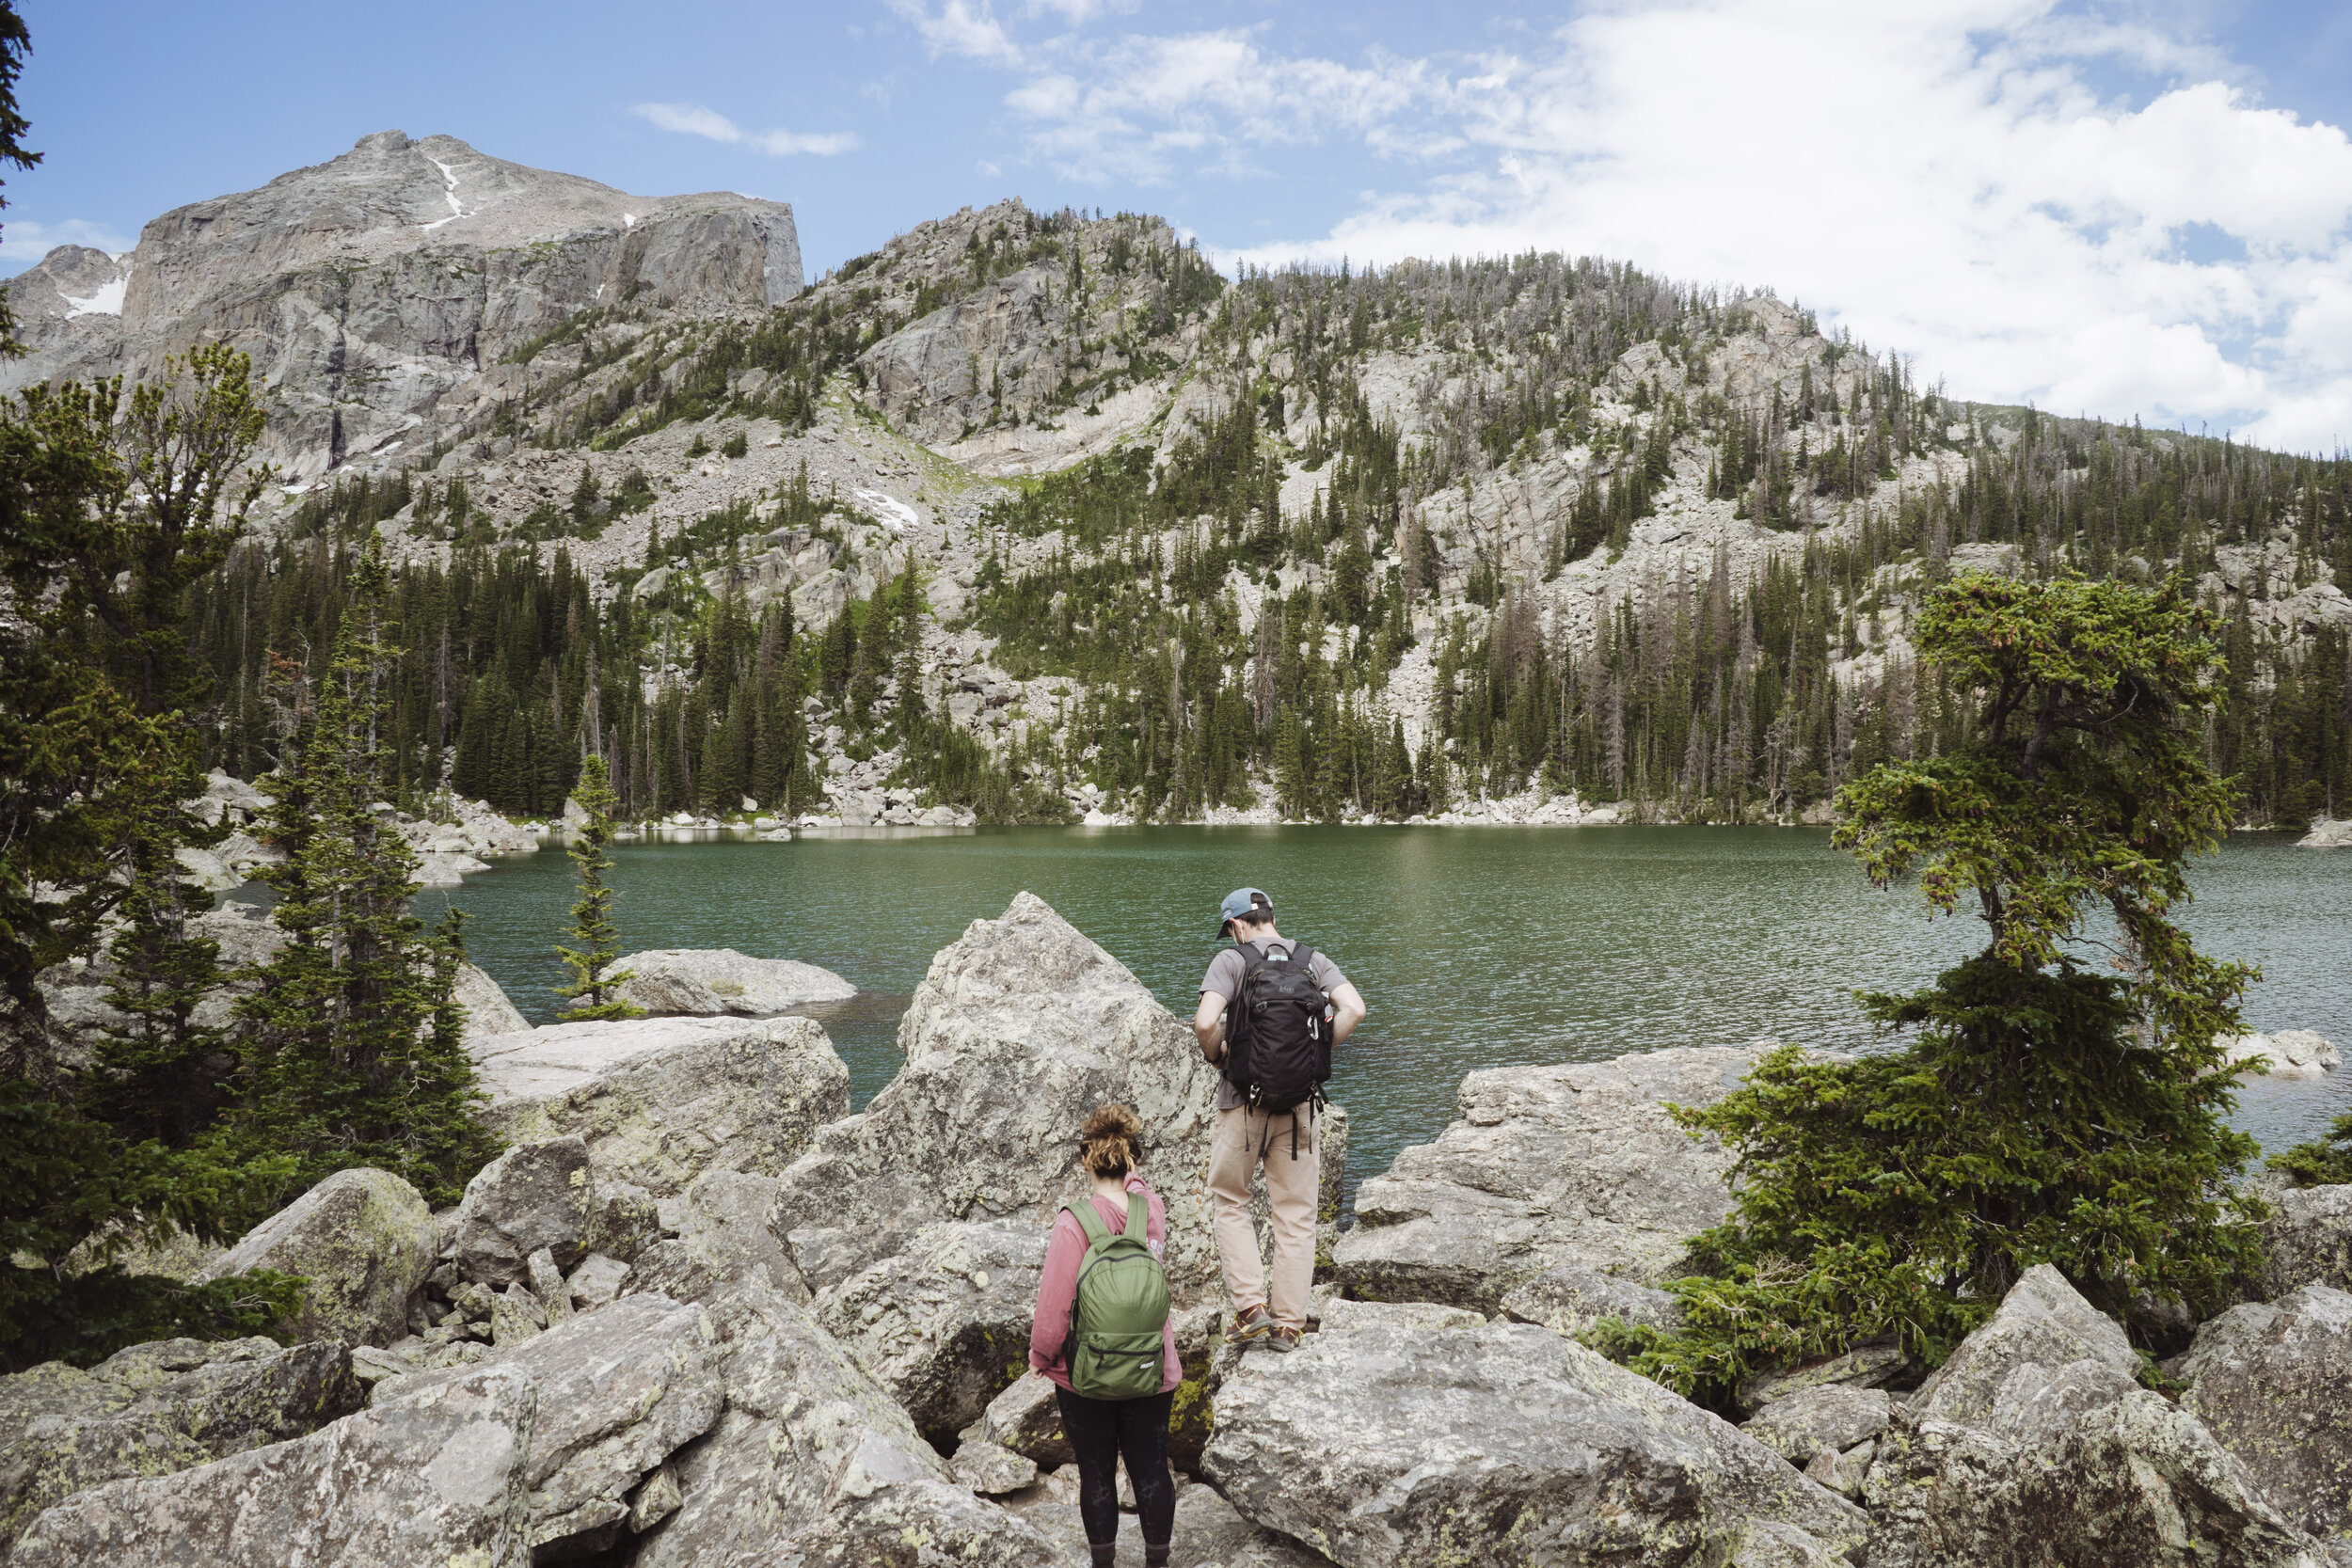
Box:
[1860,1266,2320,1568]
[1201,1300,1865,1567]
[1908,1264,2143,1446]
[450,1134,596,1286]
[949,1439,1038,1496]
[629,1280,1057,1567]
[1735,1341,1906,1413]
[1000,1477,1337,1567]
[194,1167,437,1346]
[1740,1385,1894,1466]
[8,1363,536,1566]
[2180,1286,2352,1548]
[2258,1182,2352,1297]
[379,1293,724,1557]
[1332,1047,1762,1313]
[1498,1264,1685,1337]
[811,1218,1046,1443]
[470,1014,850,1196]
[0,1338,358,1548]
[644,1166,808,1302]
[768,894,1229,1299]
[972,1370,1074,1468]
[1863,1392,2315,1568]
[603,947,855,1017]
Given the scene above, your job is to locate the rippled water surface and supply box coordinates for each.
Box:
[437,826,2351,1212]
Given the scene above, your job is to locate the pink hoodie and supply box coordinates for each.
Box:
[1026,1175,1183,1395]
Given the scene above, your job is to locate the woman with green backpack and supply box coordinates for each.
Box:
[1027,1103,1181,1568]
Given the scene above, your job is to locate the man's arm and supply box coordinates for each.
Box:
[1192,992,1228,1063]
[1328,981,1366,1045]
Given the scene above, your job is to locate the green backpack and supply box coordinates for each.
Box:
[1061,1192,1171,1401]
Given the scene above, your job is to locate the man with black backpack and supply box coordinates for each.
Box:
[1192,888,1365,1352]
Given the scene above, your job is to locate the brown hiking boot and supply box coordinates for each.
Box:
[1263,1325,1302,1353]
[1229,1304,1272,1342]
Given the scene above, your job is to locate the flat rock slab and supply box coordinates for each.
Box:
[195,1166,437,1346]
[605,947,855,1017]
[470,1014,850,1196]
[1335,1046,1764,1313]
[0,1338,358,1549]
[1202,1300,1865,1567]
[8,1364,536,1566]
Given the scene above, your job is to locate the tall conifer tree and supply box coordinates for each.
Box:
[227,531,491,1206]
[554,755,643,1021]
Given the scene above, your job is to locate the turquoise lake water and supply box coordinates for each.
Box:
[431,826,2352,1213]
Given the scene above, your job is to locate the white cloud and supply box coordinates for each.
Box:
[878,0,2352,448]
[0,217,135,268]
[1195,1,2352,451]
[884,0,1022,65]
[632,102,860,157]
[1006,28,1444,183]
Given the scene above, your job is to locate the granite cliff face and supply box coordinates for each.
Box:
[1,130,799,479]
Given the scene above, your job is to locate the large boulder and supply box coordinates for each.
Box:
[194,1167,437,1346]
[629,1281,1057,1566]
[1861,1266,2317,1568]
[766,893,1228,1299]
[1740,1385,1896,1467]
[8,1364,537,1566]
[454,961,529,1039]
[811,1218,1046,1443]
[449,1135,596,1287]
[377,1293,725,1560]
[1907,1263,2142,1443]
[603,948,855,1017]
[0,1337,358,1548]
[1333,1046,1762,1313]
[469,1013,850,1196]
[1864,1390,2315,1568]
[1201,1300,1866,1567]
[2180,1286,2352,1549]
[2257,1182,2352,1297]
[638,1166,809,1301]
[2219,1030,2342,1080]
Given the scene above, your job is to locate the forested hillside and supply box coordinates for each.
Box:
[172,211,2351,831]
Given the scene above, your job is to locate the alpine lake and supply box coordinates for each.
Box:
[435,825,2352,1216]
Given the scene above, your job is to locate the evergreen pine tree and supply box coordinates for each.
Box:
[225,531,493,1206]
[554,755,644,1021]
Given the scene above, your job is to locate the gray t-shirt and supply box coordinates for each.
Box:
[1200,937,1347,1112]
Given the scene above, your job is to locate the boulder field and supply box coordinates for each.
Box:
[2,893,2347,1566]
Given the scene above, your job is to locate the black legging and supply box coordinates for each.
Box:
[1053,1386,1175,1549]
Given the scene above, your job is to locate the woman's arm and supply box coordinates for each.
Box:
[1028,1211,1085,1371]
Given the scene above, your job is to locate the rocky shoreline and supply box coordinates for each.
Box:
[7,894,2346,1566]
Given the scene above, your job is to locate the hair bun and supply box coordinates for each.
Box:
[1078,1102,1144,1177]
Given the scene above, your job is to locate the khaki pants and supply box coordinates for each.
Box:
[1208,1103,1319,1330]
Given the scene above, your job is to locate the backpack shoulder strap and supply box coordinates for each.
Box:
[1289,942,1319,977]
[1125,1189,1147,1241]
[1064,1199,1112,1248]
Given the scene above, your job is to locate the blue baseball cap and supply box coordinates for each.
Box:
[1217,888,1273,933]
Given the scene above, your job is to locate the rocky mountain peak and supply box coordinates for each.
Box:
[2,130,803,479]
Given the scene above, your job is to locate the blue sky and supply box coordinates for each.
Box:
[8,0,2352,450]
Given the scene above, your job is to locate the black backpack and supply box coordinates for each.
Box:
[1225,942,1332,1118]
